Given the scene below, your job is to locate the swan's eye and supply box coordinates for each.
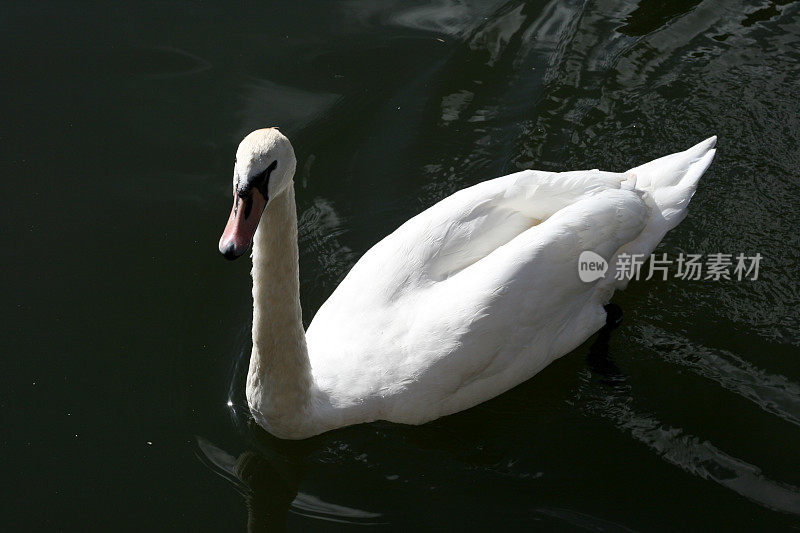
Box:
[242,194,254,218]
[237,160,278,199]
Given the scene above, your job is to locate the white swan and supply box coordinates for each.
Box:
[219,129,716,439]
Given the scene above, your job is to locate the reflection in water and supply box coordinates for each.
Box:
[584,308,800,516]
[468,3,527,66]
[297,198,358,303]
[197,434,301,531]
[346,0,503,36]
[617,0,703,37]
[197,422,385,531]
[636,324,800,428]
[235,450,298,531]
[235,79,340,141]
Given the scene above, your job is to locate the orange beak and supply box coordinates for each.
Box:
[218,190,267,260]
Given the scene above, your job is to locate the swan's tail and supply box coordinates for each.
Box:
[623,136,716,254]
[630,135,716,224]
[604,136,716,291]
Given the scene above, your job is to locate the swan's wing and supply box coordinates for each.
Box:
[306,169,644,406]
[440,187,649,365]
[384,188,651,420]
[322,169,635,307]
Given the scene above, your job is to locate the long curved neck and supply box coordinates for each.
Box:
[246,183,314,431]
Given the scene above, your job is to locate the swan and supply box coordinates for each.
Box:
[218,128,716,439]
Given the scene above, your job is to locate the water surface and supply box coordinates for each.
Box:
[3,0,800,530]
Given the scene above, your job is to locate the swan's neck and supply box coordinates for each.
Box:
[246,183,314,432]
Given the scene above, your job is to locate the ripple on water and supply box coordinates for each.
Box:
[579,365,800,516]
[635,324,800,428]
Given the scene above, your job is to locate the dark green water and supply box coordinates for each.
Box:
[3,0,800,530]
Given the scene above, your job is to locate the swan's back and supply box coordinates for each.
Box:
[306,137,716,426]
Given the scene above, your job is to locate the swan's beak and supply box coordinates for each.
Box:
[218,190,267,260]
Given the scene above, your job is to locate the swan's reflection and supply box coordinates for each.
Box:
[587,303,625,381]
[198,420,384,531]
[196,422,306,531]
[234,447,301,531]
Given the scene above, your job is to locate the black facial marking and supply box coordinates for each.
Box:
[233,160,278,219]
[256,160,278,199]
[238,160,278,201]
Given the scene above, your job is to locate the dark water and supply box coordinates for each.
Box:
[3,0,800,530]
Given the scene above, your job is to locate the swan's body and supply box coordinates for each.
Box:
[219,129,716,439]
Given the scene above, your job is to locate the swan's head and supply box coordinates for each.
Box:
[218,128,297,260]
